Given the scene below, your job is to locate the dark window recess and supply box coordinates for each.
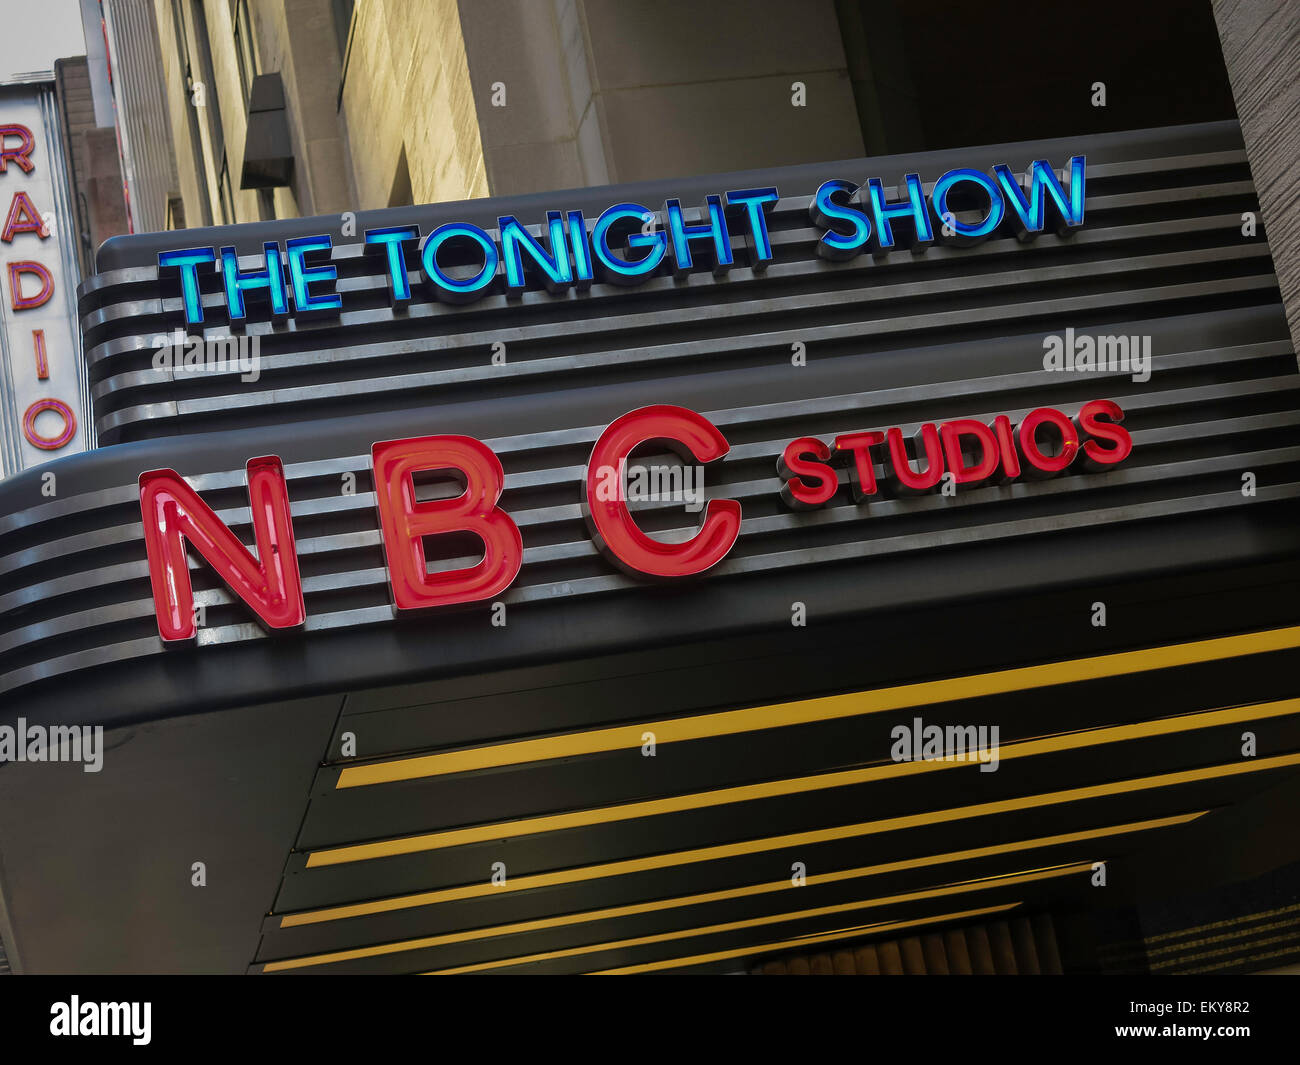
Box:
[240,73,294,189]
[165,195,186,230]
[833,0,1237,155]
[233,0,260,105]
[388,146,413,208]
[219,155,236,224]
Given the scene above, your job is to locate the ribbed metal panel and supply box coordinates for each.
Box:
[82,142,1279,443]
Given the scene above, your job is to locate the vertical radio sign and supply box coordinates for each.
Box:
[0,82,84,476]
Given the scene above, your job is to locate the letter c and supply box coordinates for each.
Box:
[583,405,740,578]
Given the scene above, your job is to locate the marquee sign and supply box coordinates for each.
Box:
[0,83,85,475]
[130,148,1116,642]
[138,398,1130,642]
[155,157,1087,325]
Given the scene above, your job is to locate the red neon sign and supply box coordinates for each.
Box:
[784,400,1131,506]
[583,404,741,578]
[139,456,305,642]
[371,434,523,610]
[135,401,1131,640]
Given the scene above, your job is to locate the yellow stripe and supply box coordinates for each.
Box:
[421,864,1087,975]
[280,752,1300,928]
[308,698,1300,866]
[589,904,1022,975]
[261,812,1199,970]
[337,624,1300,788]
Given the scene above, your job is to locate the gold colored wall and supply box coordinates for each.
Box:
[338,0,488,209]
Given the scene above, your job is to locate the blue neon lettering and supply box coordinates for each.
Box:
[724,187,779,265]
[285,235,342,314]
[566,211,593,283]
[220,242,289,321]
[499,212,573,291]
[931,168,1005,241]
[421,223,499,301]
[811,180,871,260]
[157,247,215,324]
[364,225,420,304]
[664,195,734,274]
[866,173,934,249]
[994,156,1086,236]
[592,203,666,283]
[154,158,1086,323]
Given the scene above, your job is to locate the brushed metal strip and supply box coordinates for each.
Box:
[3,442,1296,656]
[80,206,1260,365]
[2,481,1295,696]
[1,338,1293,550]
[87,239,1274,401]
[95,273,1284,436]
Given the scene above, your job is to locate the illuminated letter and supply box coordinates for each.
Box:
[591,203,666,284]
[499,212,572,293]
[0,124,35,173]
[6,260,53,311]
[1076,399,1132,469]
[939,419,1000,485]
[1017,407,1079,475]
[138,456,305,642]
[220,242,289,322]
[994,156,1086,237]
[725,187,779,269]
[833,431,886,500]
[664,195,733,276]
[885,424,944,493]
[566,210,594,285]
[931,168,1005,244]
[780,436,839,508]
[420,223,498,302]
[157,247,215,324]
[584,405,740,577]
[811,179,871,260]
[285,234,342,314]
[364,225,420,306]
[866,173,934,250]
[2,190,49,242]
[371,435,523,610]
[22,398,76,450]
[990,414,1021,481]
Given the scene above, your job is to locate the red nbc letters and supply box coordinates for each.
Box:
[137,408,743,638]
[584,405,741,577]
[139,457,305,642]
[370,434,523,610]
[135,402,1130,639]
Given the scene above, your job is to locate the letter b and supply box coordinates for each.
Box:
[371,435,523,610]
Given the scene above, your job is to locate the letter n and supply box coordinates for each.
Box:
[139,456,305,641]
[371,435,523,610]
